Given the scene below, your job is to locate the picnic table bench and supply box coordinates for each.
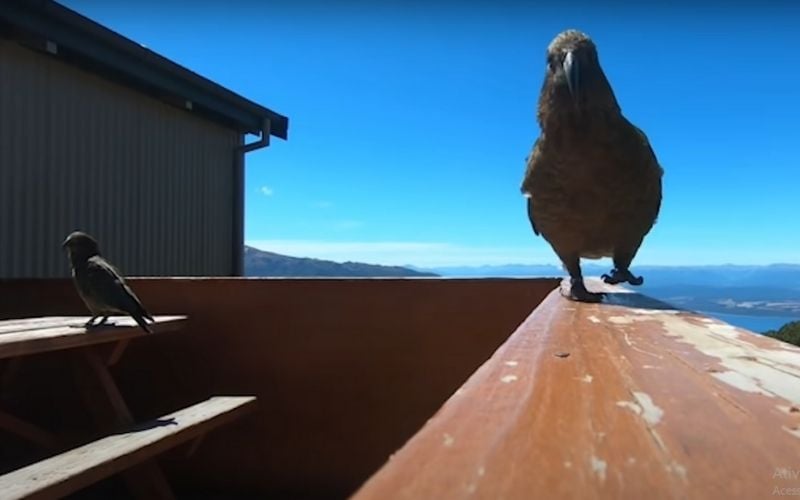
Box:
[0,316,257,500]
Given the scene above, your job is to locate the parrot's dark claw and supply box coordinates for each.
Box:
[84,316,109,329]
[564,278,605,303]
[602,269,644,286]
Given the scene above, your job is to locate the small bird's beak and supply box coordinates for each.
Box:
[563,50,580,106]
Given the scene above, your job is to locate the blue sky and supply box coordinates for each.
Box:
[64,1,800,267]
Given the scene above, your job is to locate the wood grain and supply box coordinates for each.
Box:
[0,316,187,360]
[352,279,800,499]
[0,396,256,500]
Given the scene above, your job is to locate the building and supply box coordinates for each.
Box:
[0,0,289,277]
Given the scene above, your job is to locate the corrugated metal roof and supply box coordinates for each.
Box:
[0,0,289,138]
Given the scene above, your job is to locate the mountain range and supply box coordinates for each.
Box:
[244,246,437,278]
[418,263,800,323]
[416,263,800,287]
[245,247,800,328]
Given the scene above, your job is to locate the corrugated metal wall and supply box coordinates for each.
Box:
[0,40,240,277]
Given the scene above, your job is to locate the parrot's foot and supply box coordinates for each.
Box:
[564,278,605,303]
[602,268,644,286]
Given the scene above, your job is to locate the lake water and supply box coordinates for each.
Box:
[699,311,798,334]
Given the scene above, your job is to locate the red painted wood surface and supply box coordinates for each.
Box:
[352,279,800,499]
[0,278,557,498]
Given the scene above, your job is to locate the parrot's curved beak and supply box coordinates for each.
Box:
[563,50,580,107]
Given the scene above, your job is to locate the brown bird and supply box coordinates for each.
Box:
[62,231,154,333]
[521,30,663,302]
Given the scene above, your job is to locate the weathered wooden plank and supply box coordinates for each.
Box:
[0,317,90,334]
[352,279,800,500]
[0,316,187,360]
[0,396,256,500]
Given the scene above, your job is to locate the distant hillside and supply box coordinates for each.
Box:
[421,263,800,323]
[244,246,438,278]
[424,263,800,288]
[765,321,800,347]
[642,284,800,317]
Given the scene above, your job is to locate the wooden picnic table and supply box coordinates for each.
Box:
[0,316,187,499]
[0,315,256,500]
[0,315,187,361]
[0,316,187,447]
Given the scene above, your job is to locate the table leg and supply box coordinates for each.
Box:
[0,357,60,449]
[107,339,131,367]
[77,348,176,500]
[0,409,58,449]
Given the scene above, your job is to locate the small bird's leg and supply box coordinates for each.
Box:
[560,253,604,303]
[602,250,644,286]
[95,316,109,326]
[84,316,99,328]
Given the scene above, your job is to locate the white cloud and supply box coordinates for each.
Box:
[244,239,556,267]
[259,186,274,197]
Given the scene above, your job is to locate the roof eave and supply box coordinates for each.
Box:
[1,0,288,139]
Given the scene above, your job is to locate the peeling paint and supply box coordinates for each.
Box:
[443,433,455,447]
[603,310,800,404]
[667,462,688,481]
[708,323,737,334]
[626,457,637,466]
[618,392,671,458]
[783,427,800,439]
[617,400,642,415]
[622,333,664,359]
[578,374,593,383]
[633,392,664,426]
[631,308,681,316]
[712,371,771,396]
[501,375,518,384]
[590,456,607,482]
[564,461,573,468]
[608,316,633,325]
[504,360,519,367]
[588,315,601,324]
[649,428,668,452]
[477,466,485,476]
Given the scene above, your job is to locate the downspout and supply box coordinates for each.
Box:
[232,118,271,276]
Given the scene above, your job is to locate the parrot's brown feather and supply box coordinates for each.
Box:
[520,30,663,302]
